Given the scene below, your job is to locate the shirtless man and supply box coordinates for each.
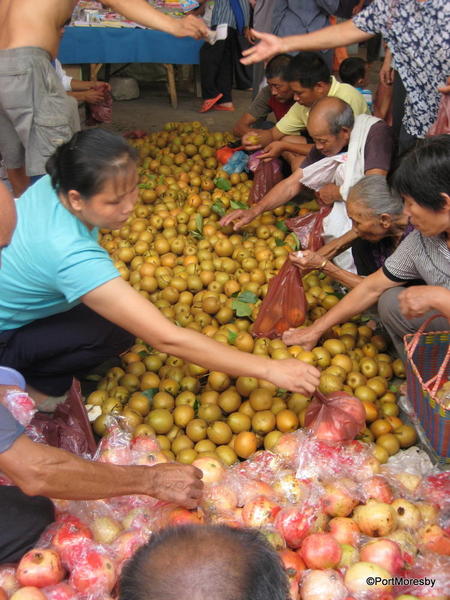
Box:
[0,0,208,196]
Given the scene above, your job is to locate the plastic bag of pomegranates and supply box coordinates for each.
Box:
[305,390,366,443]
[0,386,36,426]
[251,258,307,338]
[285,204,332,252]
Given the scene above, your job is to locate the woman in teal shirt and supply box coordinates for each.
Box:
[0,129,320,406]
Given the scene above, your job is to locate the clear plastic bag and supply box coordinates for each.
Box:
[251,258,307,338]
[304,390,366,443]
[286,205,332,252]
[0,386,36,426]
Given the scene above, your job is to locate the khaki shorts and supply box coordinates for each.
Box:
[0,47,79,176]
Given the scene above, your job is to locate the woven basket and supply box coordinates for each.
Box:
[404,315,450,463]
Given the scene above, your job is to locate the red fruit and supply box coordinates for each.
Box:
[42,583,77,600]
[361,476,393,504]
[328,517,360,545]
[275,506,316,549]
[110,530,147,564]
[419,525,450,555]
[300,533,342,569]
[242,496,281,528]
[359,539,404,575]
[0,587,7,600]
[167,508,204,526]
[69,548,116,594]
[17,549,64,588]
[279,549,306,581]
[52,516,93,554]
[131,435,160,453]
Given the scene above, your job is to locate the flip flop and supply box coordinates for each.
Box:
[213,104,235,111]
[199,93,223,113]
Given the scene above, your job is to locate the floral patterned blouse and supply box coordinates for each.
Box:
[353,0,450,137]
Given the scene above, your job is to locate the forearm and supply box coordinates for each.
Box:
[428,287,450,320]
[321,260,363,289]
[67,91,87,101]
[281,20,372,53]
[252,172,301,217]
[0,437,154,500]
[102,0,178,34]
[308,272,390,336]
[280,141,312,156]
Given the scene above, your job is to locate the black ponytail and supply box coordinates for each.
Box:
[45,128,138,198]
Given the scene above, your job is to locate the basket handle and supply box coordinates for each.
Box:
[404,314,446,357]
[405,314,450,397]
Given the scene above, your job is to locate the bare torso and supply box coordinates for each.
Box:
[0,0,76,57]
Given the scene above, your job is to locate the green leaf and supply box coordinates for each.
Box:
[275,388,287,397]
[193,397,200,418]
[237,290,258,304]
[232,299,253,317]
[227,330,238,344]
[138,350,149,359]
[230,199,248,210]
[275,221,289,233]
[289,233,300,251]
[142,388,158,400]
[214,177,232,191]
[195,214,203,233]
[275,238,285,247]
[212,200,226,217]
[190,230,203,240]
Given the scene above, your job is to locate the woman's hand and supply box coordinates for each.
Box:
[438,76,450,94]
[258,141,284,161]
[241,30,286,65]
[268,358,320,395]
[282,325,322,350]
[317,183,342,205]
[289,250,326,271]
[220,207,257,231]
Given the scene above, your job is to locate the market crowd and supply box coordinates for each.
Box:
[0,0,449,590]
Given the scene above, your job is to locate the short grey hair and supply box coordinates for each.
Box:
[348,175,403,215]
[326,101,354,134]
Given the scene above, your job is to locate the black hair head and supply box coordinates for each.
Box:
[339,57,366,86]
[389,134,450,211]
[284,51,331,88]
[265,54,292,80]
[46,128,138,199]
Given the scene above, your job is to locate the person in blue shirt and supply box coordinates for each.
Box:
[0,128,320,409]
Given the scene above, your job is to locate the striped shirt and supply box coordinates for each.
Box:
[211,0,250,28]
[383,230,450,288]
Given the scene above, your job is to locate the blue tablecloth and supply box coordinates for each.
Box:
[59,26,203,64]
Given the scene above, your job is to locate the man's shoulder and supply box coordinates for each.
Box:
[331,78,369,114]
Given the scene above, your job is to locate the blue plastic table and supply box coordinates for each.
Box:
[58,26,203,107]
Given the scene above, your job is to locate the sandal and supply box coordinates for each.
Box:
[199,93,223,113]
[213,103,235,111]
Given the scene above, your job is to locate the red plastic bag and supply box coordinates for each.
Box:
[304,390,366,442]
[251,258,306,338]
[285,205,332,252]
[248,158,283,205]
[26,379,97,457]
[428,94,450,136]
[86,89,113,125]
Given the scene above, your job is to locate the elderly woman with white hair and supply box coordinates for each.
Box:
[289,174,414,289]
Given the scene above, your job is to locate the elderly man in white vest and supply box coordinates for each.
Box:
[220,97,393,271]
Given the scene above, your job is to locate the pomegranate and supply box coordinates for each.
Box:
[359,539,403,575]
[391,499,421,530]
[300,569,347,600]
[300,533,342,569]
[344,562,393,598]
[16,550,64,588]
[353,502,397,537]
[328,517,360,545]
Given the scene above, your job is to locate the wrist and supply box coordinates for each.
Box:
[319,257,328,270]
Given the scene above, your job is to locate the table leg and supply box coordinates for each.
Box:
[164,64,177,109]
[90,63,103,81]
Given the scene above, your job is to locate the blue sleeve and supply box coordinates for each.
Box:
[55,238,120,303]
[0,405,24,453]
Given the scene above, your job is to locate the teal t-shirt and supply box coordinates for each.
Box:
[0,176,119,331]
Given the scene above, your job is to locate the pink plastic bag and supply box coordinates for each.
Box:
[251,258,306,338]
[248,155,283,205]
[305,390,366,443]
[86,90,113,125]
[285,205,332,252]
[428,95,450,136]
